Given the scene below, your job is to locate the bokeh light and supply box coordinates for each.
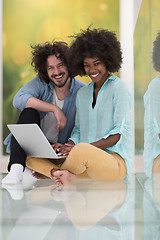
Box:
[11,42,31,65]
[36,17,72,43]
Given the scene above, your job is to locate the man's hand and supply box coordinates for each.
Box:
[53,106,67,130]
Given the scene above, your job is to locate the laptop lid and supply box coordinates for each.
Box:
[7,124,64,159]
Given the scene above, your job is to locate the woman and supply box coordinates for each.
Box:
[27,28,133,185]
[143,32,160,179]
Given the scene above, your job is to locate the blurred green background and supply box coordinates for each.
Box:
[3,0,119,154]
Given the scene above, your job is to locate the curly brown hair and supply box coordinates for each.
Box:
[69,28,123,77]
[152,32,160,72]
[31,41,71,83]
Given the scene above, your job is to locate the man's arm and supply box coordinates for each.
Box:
[26,97,66,130]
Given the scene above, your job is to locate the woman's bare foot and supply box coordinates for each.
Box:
[52,170,76,185]
[31,171,50,179]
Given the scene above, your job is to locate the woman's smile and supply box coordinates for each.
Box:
[84,57,108,87]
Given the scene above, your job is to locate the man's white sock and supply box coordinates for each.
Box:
[1,164,23,185]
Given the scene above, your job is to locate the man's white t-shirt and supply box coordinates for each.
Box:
[40,90,64,143]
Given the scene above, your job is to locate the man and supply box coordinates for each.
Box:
[2,41,85,185]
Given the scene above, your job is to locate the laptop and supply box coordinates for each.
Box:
[7,124,67,159]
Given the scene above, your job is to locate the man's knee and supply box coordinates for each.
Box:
[18,108,40,124]
[21,107,39,116]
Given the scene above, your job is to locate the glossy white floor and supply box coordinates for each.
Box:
[0,170,160,240]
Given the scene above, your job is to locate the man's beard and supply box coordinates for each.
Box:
[51,73,70,88]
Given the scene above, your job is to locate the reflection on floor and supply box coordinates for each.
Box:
[0,173,160,240]
[136,173,160,240]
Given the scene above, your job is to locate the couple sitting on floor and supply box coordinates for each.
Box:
[2,27,133,186]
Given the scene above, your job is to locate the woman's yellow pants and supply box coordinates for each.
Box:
[26,143,127,181]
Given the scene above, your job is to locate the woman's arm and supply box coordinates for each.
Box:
[91,133,121,149]
[53,134,121,155]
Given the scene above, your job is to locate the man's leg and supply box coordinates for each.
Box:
[2,108,40,184]
[53,143,127,185]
